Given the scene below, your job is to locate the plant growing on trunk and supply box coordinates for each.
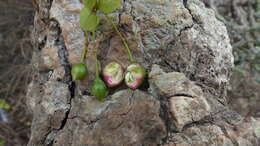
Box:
[71,35,88,81]
[90,32,108,101]
[80,0,122,100]
[104,14,146,89]
[79,0,146,92]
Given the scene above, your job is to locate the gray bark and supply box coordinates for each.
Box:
[26,0,260,145]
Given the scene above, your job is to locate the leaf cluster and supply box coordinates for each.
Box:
[80,0,121,31]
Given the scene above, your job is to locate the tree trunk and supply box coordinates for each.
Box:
[27,0,260,145]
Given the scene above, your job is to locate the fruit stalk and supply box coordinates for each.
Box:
[91,31,100,77]
[80,33,89,63]
[104,15,134,62]
[90,31,108,101]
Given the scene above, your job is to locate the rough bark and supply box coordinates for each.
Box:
[27,0,260,145]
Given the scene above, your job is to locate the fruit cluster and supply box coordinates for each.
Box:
[71,0,146,101]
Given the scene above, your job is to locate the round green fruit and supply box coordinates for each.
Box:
[91,77,108,101]
[71,63,87,81]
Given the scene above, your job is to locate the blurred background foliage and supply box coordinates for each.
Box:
[0,140,5,146]
[0,0,259,145]
[0,0,34,145]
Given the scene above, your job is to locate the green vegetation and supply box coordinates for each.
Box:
[91,77,108,101]
[80,0,120,31]
[78,0,146,100]
[71,63,88,81]
[79,0,122,101]
[0,139,5,146]
[0,99,11,110]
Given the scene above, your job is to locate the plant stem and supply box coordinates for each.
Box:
[104,15,134,62]
[92,31,99,77]
[95,58,99,77]
[80,32,89,63]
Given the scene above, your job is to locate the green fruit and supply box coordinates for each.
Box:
[71,63,87,80]
[91,77,108,101]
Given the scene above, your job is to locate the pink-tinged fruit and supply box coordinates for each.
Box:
[102,62,124,87]
[125,63,145,89]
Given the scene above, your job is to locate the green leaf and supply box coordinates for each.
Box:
[0,99,11,110]
[98,0,121,14]
[80,7,100,31]
[82,0,97,10]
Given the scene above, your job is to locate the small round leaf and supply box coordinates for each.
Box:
[82,0,97,10]
[98,0,121,14]
[80,7,100,31]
